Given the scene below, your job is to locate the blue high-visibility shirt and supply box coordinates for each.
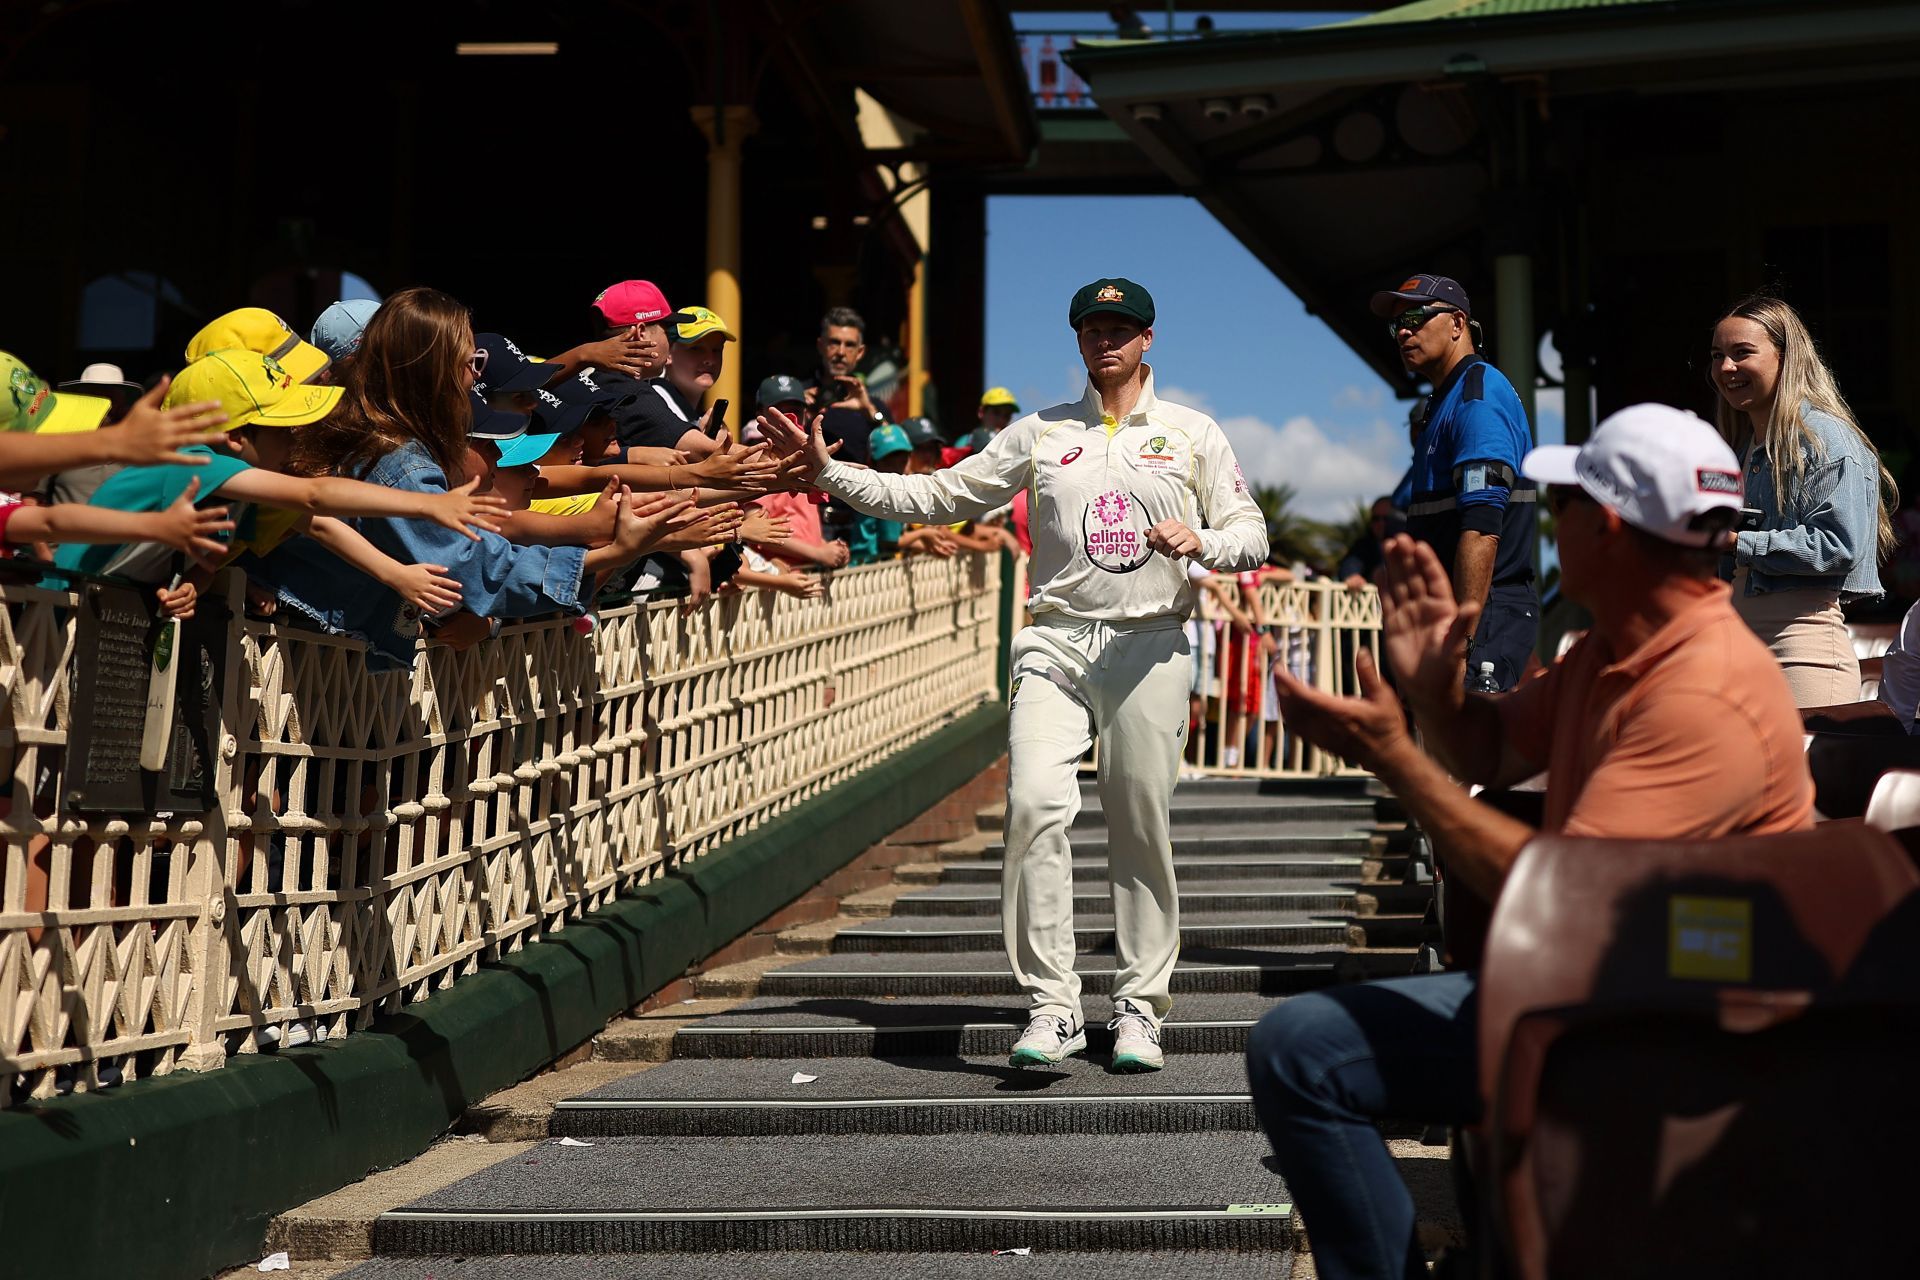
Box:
[1405,356,1536,588]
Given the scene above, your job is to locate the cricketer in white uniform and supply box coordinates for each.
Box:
[761,278,1268,1071]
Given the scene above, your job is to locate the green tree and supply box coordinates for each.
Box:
[1249,482,1335,569]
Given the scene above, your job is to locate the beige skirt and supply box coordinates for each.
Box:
[1732,573,1860,708]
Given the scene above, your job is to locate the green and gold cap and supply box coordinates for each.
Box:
[0,351,111,435]
[1067,277,1154,330]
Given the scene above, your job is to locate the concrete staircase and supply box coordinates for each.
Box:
[335,774,1426,1278]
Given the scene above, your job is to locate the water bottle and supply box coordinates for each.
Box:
[1469,660,1500,694]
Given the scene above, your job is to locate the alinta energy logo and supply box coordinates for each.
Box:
[1083,489,1152,574]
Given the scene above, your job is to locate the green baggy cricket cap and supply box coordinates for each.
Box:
[1068,277,1154,330]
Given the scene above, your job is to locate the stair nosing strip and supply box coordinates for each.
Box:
[676,1019,1261,1035]
[766,963,1325,978]
[555,1093,1253,1110]
[379,1206,1287,1223]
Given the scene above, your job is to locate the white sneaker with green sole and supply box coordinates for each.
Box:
[1009,1014,1086,1067]
[1108,998,1164,1072]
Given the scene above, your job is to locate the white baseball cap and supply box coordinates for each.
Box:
[1521,404,1743,548]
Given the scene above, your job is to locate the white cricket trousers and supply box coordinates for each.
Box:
[1003,613,1193,1028]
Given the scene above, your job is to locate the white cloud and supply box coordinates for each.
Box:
[1156,382,1403,520]
[1215,412,1405,520]
[1332,384,1385,412]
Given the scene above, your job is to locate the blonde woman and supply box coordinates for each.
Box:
[1708,295,1898,705]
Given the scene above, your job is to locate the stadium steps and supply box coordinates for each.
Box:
[344,775,1424,1277]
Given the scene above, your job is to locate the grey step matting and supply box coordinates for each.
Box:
[1065,803,1375,831]
[940,854,1367,884]
[671,992,1281,1058]
[894,879,1358,917]
[377,1131,1293,1254]
[980,828,1373,857]
[834,911,1353,954]
[341,1251,1296,1279]
[761,946,1402,997]
[553,1054,1256,1137]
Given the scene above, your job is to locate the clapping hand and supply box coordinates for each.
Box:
[1378,534,1478,713]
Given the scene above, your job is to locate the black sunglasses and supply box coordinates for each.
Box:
[1387,305,1459,337]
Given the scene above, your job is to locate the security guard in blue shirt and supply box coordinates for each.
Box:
[1371,274,1538,690]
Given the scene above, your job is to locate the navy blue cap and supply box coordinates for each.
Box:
[553,368,626,406]
[1369,274,1472,318]
[898,416,947,449]
[530,385,596,436]
[475,332,553,396]
[468,389,532,441]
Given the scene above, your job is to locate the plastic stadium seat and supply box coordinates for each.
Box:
[1475,826,1920,1280]
[1865,769,1920,834]
[1801,701,1920,818]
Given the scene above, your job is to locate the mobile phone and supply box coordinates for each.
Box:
[708,399,730,435]
[1739,507,1764,531]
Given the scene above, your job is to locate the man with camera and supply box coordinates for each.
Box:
[809,306,888,466]
[1372,273,1537,691]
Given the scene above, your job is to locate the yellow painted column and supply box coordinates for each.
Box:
[907,256,928,418]
[691,104,757,433]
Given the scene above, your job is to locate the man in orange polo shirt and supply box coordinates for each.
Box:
[1244,404,1812,1280]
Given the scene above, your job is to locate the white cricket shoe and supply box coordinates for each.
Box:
[1008,1014,1086,1067]
[1108,998,1165,1073]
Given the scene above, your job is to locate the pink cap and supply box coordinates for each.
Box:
[592,280,688,328]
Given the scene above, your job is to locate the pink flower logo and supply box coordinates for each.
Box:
[1093,491,1130,527]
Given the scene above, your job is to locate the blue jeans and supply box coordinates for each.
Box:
[1245,972,1481,1280]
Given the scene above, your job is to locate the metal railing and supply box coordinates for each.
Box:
[0,556,1003,1103]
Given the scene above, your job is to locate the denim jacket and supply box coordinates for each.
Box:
[258,441,589,670]
[1733,404,1883,602]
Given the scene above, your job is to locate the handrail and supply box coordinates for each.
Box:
[0,555,1003,1103]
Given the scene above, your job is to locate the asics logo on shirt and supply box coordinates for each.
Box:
[1060,446,1083,465]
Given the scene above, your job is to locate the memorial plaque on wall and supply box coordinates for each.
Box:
[67,582,227,815]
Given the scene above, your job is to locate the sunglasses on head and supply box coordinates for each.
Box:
[469,349,490,377]
[1387,305,1459,337]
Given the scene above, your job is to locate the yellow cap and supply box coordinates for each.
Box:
[1,351,110,435]
[166,349,343,429]
[980,386,1020,410]
[672,306,738,344]
[185,307,331,385]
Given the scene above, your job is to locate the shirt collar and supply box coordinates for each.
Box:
[1595,581,1735,680]
[1429,354,1484,405]
[1079,364,1160,428]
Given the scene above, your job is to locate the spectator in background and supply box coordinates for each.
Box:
[474,332,556,412]
[0,352,229,489]
[1337,496,1401,589]
[55,350,502,623]
[1876,598,1920,733]
[810,306,887,465]
[664,306,736,437]
[310,298,382,366]
[897,416,947,474]
[1250,405,1811,1280]
[1371,273,1537,690]
[978,386,1019,435]
[752,375,848,573]
[267,287,649,668]
[186,307,331,385]
[1709,294,1898,707]
[34,363,147,512]
[581,279,710,457]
